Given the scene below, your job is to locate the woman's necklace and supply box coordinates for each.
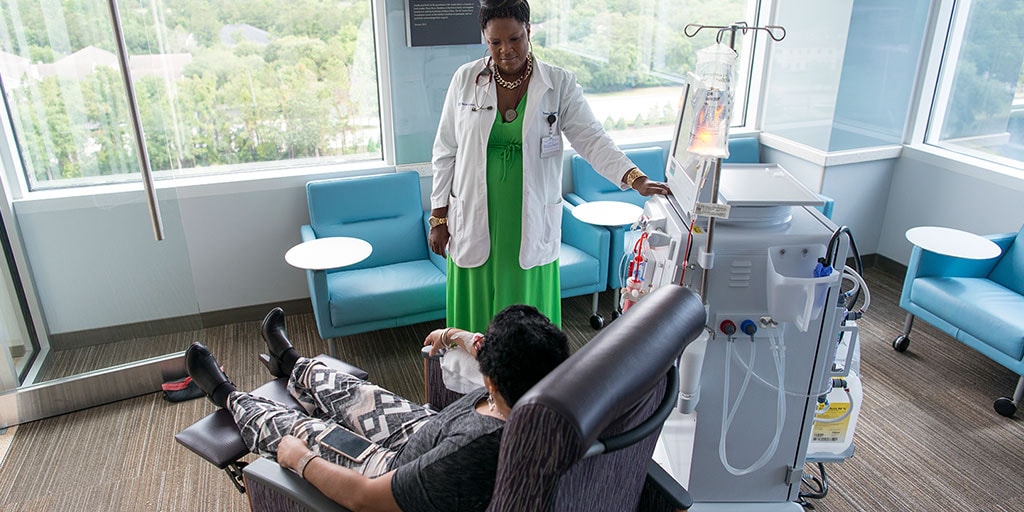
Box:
[493,56,533,122]
[487,394,507,420]
[493,54,532,90]
[503,86,526,122]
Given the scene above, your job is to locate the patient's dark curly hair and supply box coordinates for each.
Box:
[479,0,530,30]
[476,304,568,407]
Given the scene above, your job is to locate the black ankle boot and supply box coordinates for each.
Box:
[185,342,235,408]
[260,307,299,378]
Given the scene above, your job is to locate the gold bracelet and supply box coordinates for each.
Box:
[441,328,455,348]
[623,167,646,189]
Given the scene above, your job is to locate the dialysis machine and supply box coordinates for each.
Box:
[645,164,851,510]
[625,36,861,511]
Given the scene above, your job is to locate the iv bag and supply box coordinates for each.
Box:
[686,43,738,158]
[695,42,738,90]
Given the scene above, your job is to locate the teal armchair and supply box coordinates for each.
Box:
[894,225,1024,416]
[561,202,611,328]
[302,172,447,355]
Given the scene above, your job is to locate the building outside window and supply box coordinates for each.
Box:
[530,0,760,144]
[927,0,1024,171]
[0,0,763,192]
[0,0,381,191]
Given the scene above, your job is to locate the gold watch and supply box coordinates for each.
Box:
[428,216,448,229]
[623,167,647,189]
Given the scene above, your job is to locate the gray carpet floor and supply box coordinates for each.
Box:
[1,267,1023,511]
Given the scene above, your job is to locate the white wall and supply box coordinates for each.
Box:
[14,191,199,334]
[758,141,1023,268]
[761,139,899,257]
[13,166,392,334]
[14,140,1024,334]
[8,0,1024,335]
[176,174,338,313]
[12,153,605,333]
[877,147,1024,266]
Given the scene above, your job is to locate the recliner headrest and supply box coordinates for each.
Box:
[515,285,706,450]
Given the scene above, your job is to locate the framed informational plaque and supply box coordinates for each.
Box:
[405,0,482,47]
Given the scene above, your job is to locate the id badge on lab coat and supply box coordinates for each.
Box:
[541,135,562,158]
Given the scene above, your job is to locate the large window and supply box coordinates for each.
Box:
[0,0,381,191]
[0,0,763,192]
[927,0,1024,171]
[530,0,759,143]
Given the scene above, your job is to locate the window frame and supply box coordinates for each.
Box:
[0,0,393,200]
[0,0,772,203]
[528,0,765,145]
[914,0,1024,176]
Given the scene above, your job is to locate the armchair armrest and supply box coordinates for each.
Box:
[300,224,332,340]
[988,232,1017,256]
[299,223,316,243]
[243,457,350,512]
[421,346,465,410]
[565,192,586,206]
[561,203,609,260]
[422,212,448,274]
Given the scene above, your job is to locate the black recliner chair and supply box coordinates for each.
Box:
[174,356,368,493]
[177,285,705,511]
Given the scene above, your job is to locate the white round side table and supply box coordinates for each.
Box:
[905,226,1001,260]
[285,237,373,270]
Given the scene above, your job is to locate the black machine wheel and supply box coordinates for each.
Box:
[612,309,621,320]
[892,335,910,353]
[994,397,1017,417]
[590,314,605,330]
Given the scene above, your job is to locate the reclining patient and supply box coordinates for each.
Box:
[185,304,569,512]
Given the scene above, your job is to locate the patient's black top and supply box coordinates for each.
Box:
[389,387,504,512]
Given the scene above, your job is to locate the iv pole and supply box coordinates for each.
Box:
[683,22,785,302]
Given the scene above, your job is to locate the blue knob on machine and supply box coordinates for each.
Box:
[740,319,757,336]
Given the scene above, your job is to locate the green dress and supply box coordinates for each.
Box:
[447,93,561,333]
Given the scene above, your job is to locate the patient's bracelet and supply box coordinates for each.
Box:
[293,450,318,479]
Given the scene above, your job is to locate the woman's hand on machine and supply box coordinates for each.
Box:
[632,176,671,196]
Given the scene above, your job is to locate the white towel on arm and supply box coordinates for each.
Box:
[440,346,485,394]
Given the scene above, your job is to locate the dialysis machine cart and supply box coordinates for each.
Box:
[641,162,853,511]
[621,27,860,509]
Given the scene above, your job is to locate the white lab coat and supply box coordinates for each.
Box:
[431,57,634,269]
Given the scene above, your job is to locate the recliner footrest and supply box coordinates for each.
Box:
[174,355,367,491]
[176,407,251,470]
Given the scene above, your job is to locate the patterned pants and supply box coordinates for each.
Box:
[228,357,433,477]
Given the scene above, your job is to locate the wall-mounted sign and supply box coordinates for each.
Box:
[405,0,481,47]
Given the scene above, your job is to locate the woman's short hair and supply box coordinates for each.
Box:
[477,304,569,407]
[479,0,530,30]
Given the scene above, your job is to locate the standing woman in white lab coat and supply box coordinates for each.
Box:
[428,0,669,333]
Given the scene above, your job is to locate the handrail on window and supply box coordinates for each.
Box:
[106,0,165,241]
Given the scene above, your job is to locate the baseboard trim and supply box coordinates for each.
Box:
[200,299,313,329]
[48,298,313,351]
[870,254,907,280]
[46,255,905,351]
[0,351,185,428]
